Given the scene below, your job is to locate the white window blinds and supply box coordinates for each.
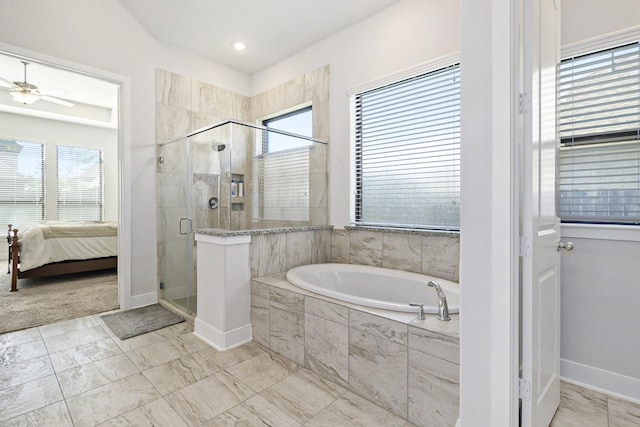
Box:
[253,147,310,222]
[354,64,460,230]
[558,42,640,224]
[253,107,313,223]
[56,146,103,221]
[0,140,45,226]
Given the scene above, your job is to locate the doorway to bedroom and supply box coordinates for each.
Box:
[0,51,121,333]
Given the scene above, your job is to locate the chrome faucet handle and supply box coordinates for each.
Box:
[409,302,425,320]
[427,280,451,321]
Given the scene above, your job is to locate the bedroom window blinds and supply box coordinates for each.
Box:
[0,140,45,226]
[56,146,103,221]
[354,64,461,230]
[558,42,640,224]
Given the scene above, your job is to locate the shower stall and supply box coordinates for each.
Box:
[157,120,328,315]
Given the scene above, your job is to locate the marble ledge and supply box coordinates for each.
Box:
[344,225,460,238]
[195,225,333,237]
[252,273,459,340]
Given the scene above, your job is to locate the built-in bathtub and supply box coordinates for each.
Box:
[286,263,460,315]
[250,266,460,426]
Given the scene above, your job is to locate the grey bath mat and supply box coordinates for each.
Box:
[101,304,185,340]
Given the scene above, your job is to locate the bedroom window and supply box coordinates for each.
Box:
[56,146,104,221]
[0,140,45,226]
[353,63,461,230]
[558,42,640,224]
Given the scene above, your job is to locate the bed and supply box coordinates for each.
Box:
[7,221,118,292]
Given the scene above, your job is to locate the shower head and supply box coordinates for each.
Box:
[211,142,226,152]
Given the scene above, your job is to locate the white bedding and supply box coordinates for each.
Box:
[16,221,118,271]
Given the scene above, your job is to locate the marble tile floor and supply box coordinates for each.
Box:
[1,311,638,426]
[550,381,640,427]
[0,311,409,427]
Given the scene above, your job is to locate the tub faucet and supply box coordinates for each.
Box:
[428,280,451,321]
[409,303,425,320]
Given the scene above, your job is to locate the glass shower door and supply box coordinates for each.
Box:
[158,137,196,314]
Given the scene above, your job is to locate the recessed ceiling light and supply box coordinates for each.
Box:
[233,42,247,51]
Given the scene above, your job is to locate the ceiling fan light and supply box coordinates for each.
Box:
[10,90,39,105]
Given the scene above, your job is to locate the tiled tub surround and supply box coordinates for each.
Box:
[332,227,460,282]
[196,226,333,278]
[215,225,459,283]
[193,227,332,350]
[250,273,460,427]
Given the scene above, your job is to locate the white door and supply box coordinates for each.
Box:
[521,0,562,426]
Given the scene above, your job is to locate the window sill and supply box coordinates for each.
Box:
[345,225,460,238]
[561,223,640,242]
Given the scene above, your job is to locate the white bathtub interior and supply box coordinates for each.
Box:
[286,263,459,314]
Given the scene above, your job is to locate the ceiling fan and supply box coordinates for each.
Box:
[0,61,74,107]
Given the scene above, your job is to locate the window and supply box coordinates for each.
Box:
[253,107,313,223]
[0,140,45,226]
[262,106,312,152]
[354,64,460,230]
[56,146,103,221]
[558,42,640,224]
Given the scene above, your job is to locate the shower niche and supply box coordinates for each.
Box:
[157,120,328,315]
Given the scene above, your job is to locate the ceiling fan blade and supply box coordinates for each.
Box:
[41,95,74,107]
[0,76,15,88]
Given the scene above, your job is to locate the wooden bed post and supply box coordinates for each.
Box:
[6,224,11,274]
[10,229,19,292]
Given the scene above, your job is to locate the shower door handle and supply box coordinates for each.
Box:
[179,217,192,235]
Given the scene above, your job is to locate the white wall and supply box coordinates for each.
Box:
[0,112,119,222]
[559,0,640,402]
[251,0,460,228]
[560,226,640,401]
[0,0,251,307]
[561,0,640,46]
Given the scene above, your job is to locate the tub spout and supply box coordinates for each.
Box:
[428,280,451,321]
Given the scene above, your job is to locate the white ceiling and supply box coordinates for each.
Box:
[117,0,403,74]
[0,53,120,128]
[0,1,401,126]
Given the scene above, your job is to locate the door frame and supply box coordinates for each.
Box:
[459,0,522,425]
[0,41,133,310]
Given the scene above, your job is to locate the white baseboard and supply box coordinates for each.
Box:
[193,318,252,351]
[561,358,640,403]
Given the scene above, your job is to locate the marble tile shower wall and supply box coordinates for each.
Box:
[157,66,331,292]
[156,69,251,295]
[250,277,460,427]
[331,228,460,282]
[251,65,330,227]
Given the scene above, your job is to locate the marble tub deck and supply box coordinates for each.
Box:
[1,310,639,426]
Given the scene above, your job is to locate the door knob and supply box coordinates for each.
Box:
[557,241,574,252]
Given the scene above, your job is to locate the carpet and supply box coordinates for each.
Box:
[0,270,119,334]
[101,303,184,340]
